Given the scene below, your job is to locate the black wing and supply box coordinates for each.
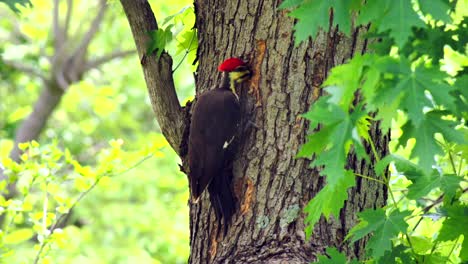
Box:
[188,89,240,201]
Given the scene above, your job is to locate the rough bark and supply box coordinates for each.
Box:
[187,1,388,263]
[119,0,388,263]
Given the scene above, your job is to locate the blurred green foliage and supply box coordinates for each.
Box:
[0,0,195,263]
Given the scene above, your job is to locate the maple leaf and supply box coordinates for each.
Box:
[437,203,468,260]
[419,0,452,23]
[399,110,465,171]
[304,170,355,238]
[348,209,411,259]
[358,0,425,48]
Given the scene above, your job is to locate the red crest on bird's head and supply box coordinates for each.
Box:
[218,58,246,72]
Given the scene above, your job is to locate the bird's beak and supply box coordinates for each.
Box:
[231,66,252,84]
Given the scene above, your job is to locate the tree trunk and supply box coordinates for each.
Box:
[188,1,388,263]
[9,84,64,164]
[0,83,64,199]
[1,0,135,199]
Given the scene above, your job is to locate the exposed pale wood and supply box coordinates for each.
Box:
[187,0,388,263]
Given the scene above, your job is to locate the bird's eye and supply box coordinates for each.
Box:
[233,66,249,72]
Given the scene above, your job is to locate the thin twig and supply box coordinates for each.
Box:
[447,146,458,175]
[83,49,136,71]
[32,153,154,264]
[411,187,468,233]
[70,0,107,62]
[172,30,196,73]
[411,194,444,232]
[2,59,48,83]
[52,0,61,50]
[64,0,73,39]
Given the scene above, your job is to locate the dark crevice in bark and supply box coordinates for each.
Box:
[187,0,388,263]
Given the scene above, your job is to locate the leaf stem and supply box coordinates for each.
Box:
[368,133,381,163]
[172,29,196,73]
[447,146,458,175]
[446,236,460,261]
[411,193,445,232]
[354,173,386,185]
[369,134,417,258]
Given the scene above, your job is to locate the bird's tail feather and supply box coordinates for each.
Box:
[208,167,236,237]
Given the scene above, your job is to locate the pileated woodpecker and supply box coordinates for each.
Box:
[188,57,251,234]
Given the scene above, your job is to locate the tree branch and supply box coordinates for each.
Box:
[64,0,73,40]
[84,49,136,71]
[71,0,107,63]
[52,0,62,50]
[120,0,185,154]
[3,59,48,83]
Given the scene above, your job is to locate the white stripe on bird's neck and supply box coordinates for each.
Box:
[229,78,239,100]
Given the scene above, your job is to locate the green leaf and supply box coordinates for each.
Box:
[323,55,365,111]
[302,99,369,185]
[286,0,353,44]
[147,25,174,58]
[410,236,433,254]
[302,96,346,128]
[402,26,451,65]
[436,203,468,260]
[399,110,465,172]
[375,60,455,127]
[296,127,332,158]
[356,113,372,143]
[176,30,198,55]
[330,0,353,36]
[0,0,31,13]
[453,74,468,120]
[419,0,452,23]
[348,208,411,259]
[161,5,192,26]
[407,173,461,200]
[361,61,381,107]
[413,66,456,112]
[304,170,355,238]
[18,142,29,151]
[375,154,428,181]
[278,0,304,9]
[418,254,449,264]
[299,99,370,236]
[4,228,34,244]
[317,247,356,264]
[288,0,330,45]
[378,244,413,264]
[357,0,425,48]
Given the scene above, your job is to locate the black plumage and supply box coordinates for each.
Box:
[188,58,250,235]
[188,86,240,201]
